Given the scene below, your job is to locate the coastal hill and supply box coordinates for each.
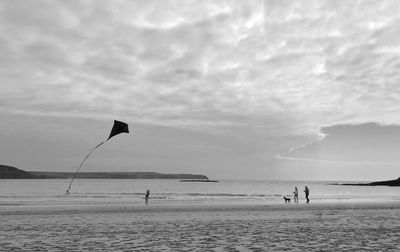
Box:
[0,165,34,179]
[0,165,208,180]
[30,171,208,179]
[341,177,400,187]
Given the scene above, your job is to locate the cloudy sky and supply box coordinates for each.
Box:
[1,0,400,180]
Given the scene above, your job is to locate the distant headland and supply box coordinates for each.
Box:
[180,179,219,182]
[0,165,35,179]
[337,177,400,187]
[0,165,208,180]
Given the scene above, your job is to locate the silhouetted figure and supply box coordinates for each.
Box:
[293,186,298,203]
[304,186,310,203]
[145,189,150,205]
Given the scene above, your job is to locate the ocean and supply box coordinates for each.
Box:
[1,179,399,207]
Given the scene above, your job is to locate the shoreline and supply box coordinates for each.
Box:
[2,200,400,215]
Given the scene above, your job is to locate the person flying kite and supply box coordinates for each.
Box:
[66,120,129,193]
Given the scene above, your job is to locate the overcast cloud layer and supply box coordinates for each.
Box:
[1,0,400,180]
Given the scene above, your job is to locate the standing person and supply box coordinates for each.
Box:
[293,186,299,203]
[304,186,310,203]
[145,189,150,205]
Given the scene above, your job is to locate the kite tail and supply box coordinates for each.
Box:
[66,140,107,193]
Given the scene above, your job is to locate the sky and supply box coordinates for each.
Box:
[1,0,400,180]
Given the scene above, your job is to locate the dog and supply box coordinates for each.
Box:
[283,196,291,203]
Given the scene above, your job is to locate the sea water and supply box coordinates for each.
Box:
[1,179,400,207]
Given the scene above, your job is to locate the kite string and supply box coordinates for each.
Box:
[67,140,107,192]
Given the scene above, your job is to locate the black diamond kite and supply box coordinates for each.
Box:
[67,120,130,193]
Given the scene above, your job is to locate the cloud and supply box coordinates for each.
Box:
[1,0,400,139]
[276,123,400,164]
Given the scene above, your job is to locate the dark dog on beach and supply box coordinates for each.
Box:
[283,196,291,203]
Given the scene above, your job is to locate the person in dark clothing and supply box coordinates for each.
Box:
[304,186,310,203]
[145,189,150,205]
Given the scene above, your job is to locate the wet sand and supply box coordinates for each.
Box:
[1,202,400,251]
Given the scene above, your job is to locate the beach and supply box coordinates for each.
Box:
[1,202,400,251]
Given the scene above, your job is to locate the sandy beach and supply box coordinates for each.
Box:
[1,202,400,251]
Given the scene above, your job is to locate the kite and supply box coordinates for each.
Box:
[66,120,129,193]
